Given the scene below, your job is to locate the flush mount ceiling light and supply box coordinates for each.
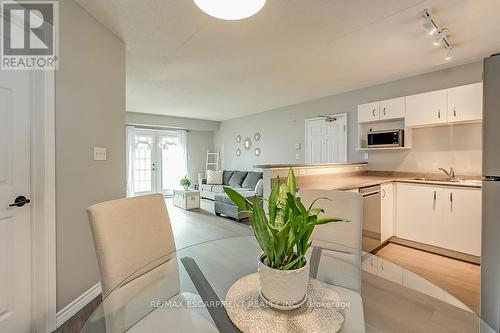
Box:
[193,0,266,20]
[421,8,454,61]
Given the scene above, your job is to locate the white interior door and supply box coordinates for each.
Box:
[0,71,32,332]
[305,114,347,163]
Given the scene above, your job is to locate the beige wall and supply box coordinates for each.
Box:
[56,0,126,310]
[214,61,483,175]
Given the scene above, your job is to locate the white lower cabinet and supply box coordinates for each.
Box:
[441,187,482,256]
[396,183,481,256]
[380,183,395,242]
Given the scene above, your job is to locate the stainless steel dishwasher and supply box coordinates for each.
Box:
[359,185,381,252]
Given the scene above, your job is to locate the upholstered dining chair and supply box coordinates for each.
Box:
[299,189,364,292]
[300,189,366,333]
[87,194,217,332]
[87,194,176,297]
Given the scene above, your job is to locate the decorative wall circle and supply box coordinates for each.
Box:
[236,149,241,157]
[243,137,252,150]
[236,135,241,143]
[254,132,261,141]
[254,148,261,156]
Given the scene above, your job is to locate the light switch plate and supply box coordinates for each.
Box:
[295,143,301,150]
[364,152,369,160]
[94,147,107,161]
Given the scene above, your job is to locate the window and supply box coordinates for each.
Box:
[127,128,187,197]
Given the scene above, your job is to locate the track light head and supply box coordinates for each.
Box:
[433,28,448,46]
[423,22,437,35]
[444,46,453,61]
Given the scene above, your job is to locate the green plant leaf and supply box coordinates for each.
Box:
[316,217,349,224]
[223,187,253,211]
[307,197,332,211]
[283,253,305,270]
[268,177,280,225]
[286,168,297,195]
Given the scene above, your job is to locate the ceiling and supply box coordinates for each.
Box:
[75,0,500,121]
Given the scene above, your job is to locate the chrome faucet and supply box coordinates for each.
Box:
[439,167,457,181]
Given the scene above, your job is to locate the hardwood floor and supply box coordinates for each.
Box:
[375,243,480,314]
[56,199,481,332]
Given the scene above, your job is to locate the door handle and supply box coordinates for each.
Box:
[9,196,31,207]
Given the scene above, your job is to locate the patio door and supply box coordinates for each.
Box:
[128,128,187,197]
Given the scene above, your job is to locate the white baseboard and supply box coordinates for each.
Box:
[56,282,102,328]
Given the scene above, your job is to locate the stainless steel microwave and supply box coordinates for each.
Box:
[367,129,404,148]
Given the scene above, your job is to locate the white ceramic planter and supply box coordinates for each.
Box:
[183,185,189,191]
[258,255,309,310]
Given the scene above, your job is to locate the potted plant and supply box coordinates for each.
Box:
[180,175,191,191]
[224,169,348,310]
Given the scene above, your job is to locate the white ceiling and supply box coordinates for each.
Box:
[75,0,500,121]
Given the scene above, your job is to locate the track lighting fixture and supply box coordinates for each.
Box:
[432,28,448,46]
[422,8,454,61]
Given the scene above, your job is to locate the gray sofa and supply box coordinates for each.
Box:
[200,170,262,221]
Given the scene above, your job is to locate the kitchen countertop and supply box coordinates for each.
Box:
[296,172,482,191]
[255,162,368,170]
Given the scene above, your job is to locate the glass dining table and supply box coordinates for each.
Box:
[81,236,494,333]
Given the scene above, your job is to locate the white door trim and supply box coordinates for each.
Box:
[30,70,56,332]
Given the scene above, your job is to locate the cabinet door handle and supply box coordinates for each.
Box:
[372,109,375,117]
[381,262,385,271]
[433,190,437,201]
[383,107,386,116]
[438,109,441,118]
[450,192,453,203]
[453,107,457,117]
[381,189,386,198]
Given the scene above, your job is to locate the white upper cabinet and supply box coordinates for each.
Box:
[405,89,448,127]
[447,82,483,123]
[380,97,405,120]
[358,102,379,123]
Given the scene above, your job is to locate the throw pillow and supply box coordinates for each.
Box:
[228,171,248,188]
[206,170,223,185]
[223,170,234,185]
[242,172,263,190]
